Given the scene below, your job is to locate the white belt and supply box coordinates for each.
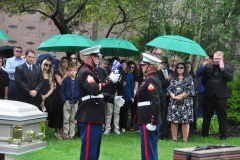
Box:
[138,101,151,107]
[82,94,104,101]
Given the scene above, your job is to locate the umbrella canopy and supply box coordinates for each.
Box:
[94,38,139,57]
[36,34,96,52]
[0,30,10,40]
[0,45,15,58]
[36,53,60,72]
[147,35,207,57]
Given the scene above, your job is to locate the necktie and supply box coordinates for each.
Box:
[163,69,167,79]
[29,65,32,71]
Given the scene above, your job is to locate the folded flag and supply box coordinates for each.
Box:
[111,60,122,74]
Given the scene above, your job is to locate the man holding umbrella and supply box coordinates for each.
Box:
[74,45,125,160]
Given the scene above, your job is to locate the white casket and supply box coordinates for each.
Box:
[0,100,47,155]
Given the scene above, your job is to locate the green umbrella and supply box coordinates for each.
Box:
[36,34,96,52]
[147,35,207,57]
[94,38,139,57]
[0,29,10,40]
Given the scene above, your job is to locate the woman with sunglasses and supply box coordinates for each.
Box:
[48,57,69,139]
[166,62,196,142]
[120,60,134,133]
[69,53,78,67]
[40,59,54,112]
[127,61,139,131]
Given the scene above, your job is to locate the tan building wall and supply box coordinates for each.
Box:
[0,11,134,61]
[0,12,61,58]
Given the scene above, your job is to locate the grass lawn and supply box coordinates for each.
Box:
[8,127,240,160]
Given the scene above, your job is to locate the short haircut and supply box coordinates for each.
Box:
[209,55,213,59]
[14,46,22,52]
[99,59,108,65]
[154,48,162,54]
[146,51,152,55]
[120,59,127,64]
[25,49,35,56]
[214,51,223,57]
[107,58,113,64]
[112,56,120,62]
[68,64,77,71]
[161,56,168,62]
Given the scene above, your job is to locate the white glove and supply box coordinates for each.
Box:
[146,123,156,131]
[114,96,125,107]
[109,73,120,83]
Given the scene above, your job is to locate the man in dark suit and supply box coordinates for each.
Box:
[201,51,233,140]
[15,49,44,109]
[156,56,173,140]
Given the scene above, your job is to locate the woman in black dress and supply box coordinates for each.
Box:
[40,59,54,113]
[127,61,139,131]
[48,57,69,139]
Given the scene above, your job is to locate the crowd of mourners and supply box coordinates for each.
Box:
[0,46,233,143]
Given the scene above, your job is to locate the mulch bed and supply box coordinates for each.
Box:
[191,123,240,137]
[226,123,240,137]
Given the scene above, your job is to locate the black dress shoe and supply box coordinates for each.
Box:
[160,135,168,140]
[160,137,167,140]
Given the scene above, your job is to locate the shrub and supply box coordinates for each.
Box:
[227,73,240,124]
[196,115,219,133]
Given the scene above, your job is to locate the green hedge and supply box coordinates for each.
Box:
[227,73,240,124]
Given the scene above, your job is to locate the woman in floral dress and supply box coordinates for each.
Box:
[167,62,196,142]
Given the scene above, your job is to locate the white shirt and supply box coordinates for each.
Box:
[162,69,168,78]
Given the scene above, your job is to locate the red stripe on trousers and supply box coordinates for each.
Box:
[143,124,149,160]
[85,123,91,160]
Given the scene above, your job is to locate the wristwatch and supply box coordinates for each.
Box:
[220,68,224,71]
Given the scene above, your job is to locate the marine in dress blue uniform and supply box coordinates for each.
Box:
[74,45,124,160]
[137,53,162,160]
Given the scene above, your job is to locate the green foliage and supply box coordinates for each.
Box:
[196,115,219,133]
[210,115,219,133]
[196,117,203,132]
[227,73,240,124]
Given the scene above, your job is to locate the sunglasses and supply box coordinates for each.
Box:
[161,61,167,64]
[177,67,184,69]
[15,50,22,53]
[130,66,135,69]
[44,63,52,67]
[71,57,77,60]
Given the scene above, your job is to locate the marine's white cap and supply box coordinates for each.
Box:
[80,45,102,56]
[140,53,162,65]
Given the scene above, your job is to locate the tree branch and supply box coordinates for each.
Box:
[65,0,88,24]
[51,0,59,17]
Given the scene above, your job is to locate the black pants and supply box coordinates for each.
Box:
[120,101,130,129]
[202,96,227,138]
[160,95,170,139]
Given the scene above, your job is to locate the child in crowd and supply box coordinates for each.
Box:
[60,65,81,140]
